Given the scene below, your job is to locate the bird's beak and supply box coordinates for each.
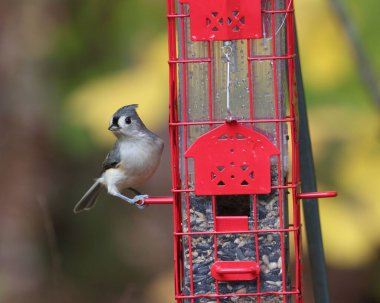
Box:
[108,124,120,131]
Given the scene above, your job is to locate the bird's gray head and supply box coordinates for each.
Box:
[108,104,147,138]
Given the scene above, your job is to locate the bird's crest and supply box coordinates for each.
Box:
[114,104,139,117]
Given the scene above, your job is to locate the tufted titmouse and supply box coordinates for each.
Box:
[73,104,164,213]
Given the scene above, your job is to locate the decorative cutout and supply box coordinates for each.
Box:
[241,180,249,186]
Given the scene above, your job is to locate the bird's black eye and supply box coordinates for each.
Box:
[125,116,131,124]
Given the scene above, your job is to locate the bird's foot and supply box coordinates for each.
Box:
[110,191,148,210]
[130,194,149,210]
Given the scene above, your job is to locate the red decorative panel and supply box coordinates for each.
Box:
[185,121,280,195]
[179,0,262,41]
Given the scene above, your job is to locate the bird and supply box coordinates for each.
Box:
[73,104,164,213]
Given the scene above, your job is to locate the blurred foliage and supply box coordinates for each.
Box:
[345,0,380,70]
[296,0,380,108]
[50,0,166,94]
[65,36,169,147]
[50,0,167,157]
[309,106,380,266]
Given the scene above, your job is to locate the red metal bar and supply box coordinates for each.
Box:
[297,191,337,200]
[169,58,211,64]
[262,9,295,14]
[143,196,174,205]
[171,56,297,64]
[207,39,218,302]
[166,1,182,302]
[167,10,296,17]
[176,289,300,300]
[248,54,296,61]
[167,13,190,18]
[253,194,261,303]
[171,184,297,193]
[216,267,257,274]
[211,196,221,302]
[169,117,294,126]
[175,227,299,236]
[283,0,302,299]
[271,1,287,301]
[179,3,196,302]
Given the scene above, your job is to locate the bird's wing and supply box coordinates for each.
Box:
[102,141,121,171]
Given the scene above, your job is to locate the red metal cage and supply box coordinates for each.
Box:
[167,0,300,302]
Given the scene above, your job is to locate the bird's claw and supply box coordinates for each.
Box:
[110,191,148,209]
[131,194,148,210]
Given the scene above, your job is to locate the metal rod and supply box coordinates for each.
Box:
[297,191,337,200]
[143,196,174,205]
[222,41,233,118]
[294,26,331,303]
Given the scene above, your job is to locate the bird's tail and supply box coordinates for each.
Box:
[73,181,103,213]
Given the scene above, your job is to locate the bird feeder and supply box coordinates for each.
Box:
[144,0,336,302]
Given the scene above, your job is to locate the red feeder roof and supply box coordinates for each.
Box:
[185,122,280,195]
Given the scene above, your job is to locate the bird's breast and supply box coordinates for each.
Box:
[117,138,163,186]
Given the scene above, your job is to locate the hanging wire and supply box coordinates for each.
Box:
[264,0,293,40]
[222,41,233,119]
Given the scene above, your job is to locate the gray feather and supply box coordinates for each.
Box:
[73,181,103,213]
[102,141,121,171]
[113,104,138,116]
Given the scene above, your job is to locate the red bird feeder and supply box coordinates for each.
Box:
[141,0,336,302]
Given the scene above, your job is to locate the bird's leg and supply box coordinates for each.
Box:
[128,187,142,196]
[108,187,147,209]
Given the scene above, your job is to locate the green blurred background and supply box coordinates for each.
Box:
[0,0,379,302]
